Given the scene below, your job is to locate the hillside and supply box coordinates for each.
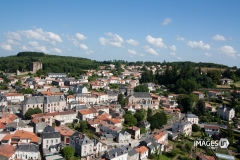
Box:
[0,52,238,75]
[0,52,100,74]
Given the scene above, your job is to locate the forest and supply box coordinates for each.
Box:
[0,52,239,78]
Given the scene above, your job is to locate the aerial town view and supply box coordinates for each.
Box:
[0,1,240,160]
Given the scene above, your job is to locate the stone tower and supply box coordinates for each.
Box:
[31,62,42,73]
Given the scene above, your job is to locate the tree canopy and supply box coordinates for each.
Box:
[134,85,149,92]
[62,146,75,160]
[24,107,42,119]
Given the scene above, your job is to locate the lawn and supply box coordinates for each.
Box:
[234,81,240,87]
[158,155,172,160]
[215,147,230,155]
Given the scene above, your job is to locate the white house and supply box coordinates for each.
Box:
[172,120,192,136]
[135,146,149,160]
[186,113,199,124]
[14,144,39,160]
[217,104,235,121]
[4,93,24,103]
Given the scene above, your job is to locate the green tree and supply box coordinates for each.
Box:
[24,108,34,119]
[134,85,149,92]
[62,146,75,160]
[134,109,145,122]
[79,120,88,133]
[192,124,200,132]
[147,112,167,130]
[177,94,193,113]
[123,113,137,126]
[33,107,42,114]
[196,99,206,115]
[140,127,146,134]
[147,108,153,117]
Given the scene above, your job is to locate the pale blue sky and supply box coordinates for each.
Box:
[0,1,240,67]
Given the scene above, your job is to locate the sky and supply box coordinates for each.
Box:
[0,1,240,67]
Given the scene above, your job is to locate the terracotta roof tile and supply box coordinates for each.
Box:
[135,146,148,154]
[0,144,15,158]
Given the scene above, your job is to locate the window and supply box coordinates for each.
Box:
[46,140,48,143]
[56,139,58,143]
[51,140,53,143]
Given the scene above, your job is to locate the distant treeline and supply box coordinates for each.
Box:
[0,52,238,76]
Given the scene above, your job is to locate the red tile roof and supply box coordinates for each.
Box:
[0,144,15,158]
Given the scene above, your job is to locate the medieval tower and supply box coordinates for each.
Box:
[31,62,42,73]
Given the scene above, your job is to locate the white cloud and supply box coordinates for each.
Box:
[127,49,137,55]
[219,45,237,58]
[19,28,62,44]
[7,39,20,45]
[212,34,226,41]
[143,46,158,55]
[126,39,139,46]
[205,53,212,56]
[187,41,211,50]
[20,45,31,51]
[162,18,172,25]
[76,33,87,40]
[170,52,176,56]
[139,54,144,57]
[176,36,185,41]
[52,48,62,53]
[146,35,166,49]
[86,50,93,54]
[28,41,48,52]
[6,32,21,41]
[50,41,56,46]
[79,44,88,50]
[238,54,240,57]
[0,43,12,51]
[177,57,182,60]
[99,32,124,47]
[169,45,177,51]
[28,41,39,47]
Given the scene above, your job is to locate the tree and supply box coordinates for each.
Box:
[62,146,75,160]
[147,112,167,130]
[134,85,149,92]
[177,94,193,113]
[79,120,88,133]
[123,113,137,126]
[25,107,42,119]
[140,127,146,134]
[192,124,200,132]
[134,109,145,122]
[147,108,153,117]
[24,108,34,119]
[196,99,206,115]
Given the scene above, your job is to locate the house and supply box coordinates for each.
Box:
[31,110,77,126]
[106,91,118,102]
[220,78,233,85]
[128,92,153,110]
[204,125,220,137]
[140,137,161,155]
[116,130,131,143]
[185,113,199,124]
[47,73,67,78]
[78,109,96,120]
[4,93,24,103]
[55,125,74,144]
[138,120,151,133]
[126,126,141,140]
[1,130,39,145]
[0,144,15,160]
[104,145,128,160]
[91,136,107,158]
[217,104,235,121]
[192,91,205,99]
[135,146,149,160]
[21,95,67,116]
[41,125,61,156]
[172,120,192,136]
[70,84,89,94]
[14,144,39,160]
[0,78,4,83]
[127,147,139,160]
[153,131,168,146]
[70,132,94,158]
[208,91,221,98]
